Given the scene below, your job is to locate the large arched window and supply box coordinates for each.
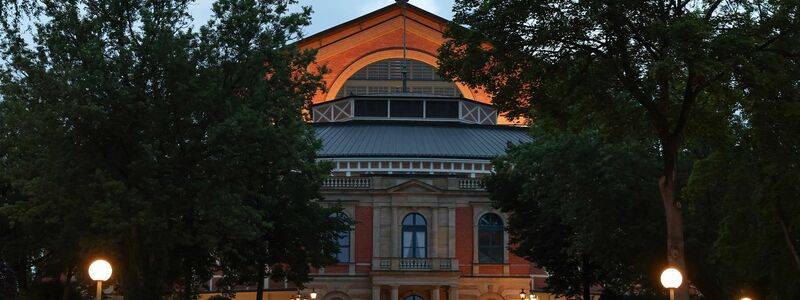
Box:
[404,295,423,300]
[402,213,427,258]
[336,59,462,98]
[330,212,350,263]
[478,213,504,263]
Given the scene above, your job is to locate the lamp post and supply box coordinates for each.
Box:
[740,297,752,300]
[660,267,682,300]
[88,259,112,300]
[519,288,536,300]
[290,289,319,300]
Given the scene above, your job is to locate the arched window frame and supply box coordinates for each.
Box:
[475,212,507,264]
[336,58,462,98]
[330,211,353,264]
[401,213,428,258]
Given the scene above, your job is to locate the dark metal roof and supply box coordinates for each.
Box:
[313,121,532,159]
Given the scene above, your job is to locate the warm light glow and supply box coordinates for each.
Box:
[529,293,536,300]
[660,267,682,289]
[310,289,318,300]
[519,289,526,299]
[740,298,752,300]
[88,259,112,281]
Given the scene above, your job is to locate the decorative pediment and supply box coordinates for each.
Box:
[386,179,441,193]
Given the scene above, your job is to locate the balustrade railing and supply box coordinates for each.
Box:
[372,257,458,271]
[458,178,484,190]
[322,177,372,189]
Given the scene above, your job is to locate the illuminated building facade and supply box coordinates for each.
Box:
[294,2,561,300]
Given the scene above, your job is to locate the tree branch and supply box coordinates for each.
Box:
[672,65,697,139]
[704,0,723,20]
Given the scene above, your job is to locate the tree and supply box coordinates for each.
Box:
[682,32,800,297]
[487,128,664,299]
[0,0,349,298]
[438,1,799,298]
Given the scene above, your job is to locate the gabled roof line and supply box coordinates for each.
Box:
[298,2,451,47]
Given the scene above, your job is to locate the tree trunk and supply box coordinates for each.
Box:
[776,197,800,272]
[61,267,73,300]
[581,255,591,300]
[659,140,689,300]
[255,260,266,300]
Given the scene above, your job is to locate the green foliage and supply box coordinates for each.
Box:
[439,0,800,299]
[0,0,350,299]
[683,37,800,297]
[442,0,800,298]
[487,129,663,299]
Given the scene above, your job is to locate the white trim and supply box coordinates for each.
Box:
[320,158,492,176]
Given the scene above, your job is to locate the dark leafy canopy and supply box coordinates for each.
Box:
[0,0,350,299]
[487,129,664,299]
[682,27,800,298]
[440,0,799,299]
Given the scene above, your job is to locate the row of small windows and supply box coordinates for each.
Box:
[349,59,444,81]
[336,85,461,98]
[331,213,504,264]
[336,58,463,98]
[353,100,460,119]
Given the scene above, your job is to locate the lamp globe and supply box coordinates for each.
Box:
[660,267,682,289]
[89,259,112,281]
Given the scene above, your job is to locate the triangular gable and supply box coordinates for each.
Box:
[386,179,442,194]
[298,3,449,50]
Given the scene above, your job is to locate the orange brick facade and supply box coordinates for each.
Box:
[298,5,491,105]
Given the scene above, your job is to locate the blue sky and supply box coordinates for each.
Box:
[188,0,457,37]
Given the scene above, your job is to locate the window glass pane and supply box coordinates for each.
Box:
[337,247,349,263]
[478,214,504,263]
[415,232,426,247]
[354,100,387,117]
[402,213,427,258]
[426,101,459,118]
[390,100,423,118]
[414,214,426,225]
[330,212,350,263]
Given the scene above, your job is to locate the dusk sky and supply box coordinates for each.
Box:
[188,0,457,36]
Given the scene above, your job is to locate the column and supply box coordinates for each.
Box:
[431,207,439,257]
[391,206,399,257]
[373,206,381,258]
[431,286,440,300]
[449,285,459,300]
[372,285,381,300]
[448,207,456,258]
[390,285,399,300]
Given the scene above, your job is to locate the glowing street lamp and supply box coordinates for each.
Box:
[519,288,537,300]
[740,297,752,300]
[290,289,319,300]
[310,289,318,300]
[660,267,682,300]
[88,259,112,300]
